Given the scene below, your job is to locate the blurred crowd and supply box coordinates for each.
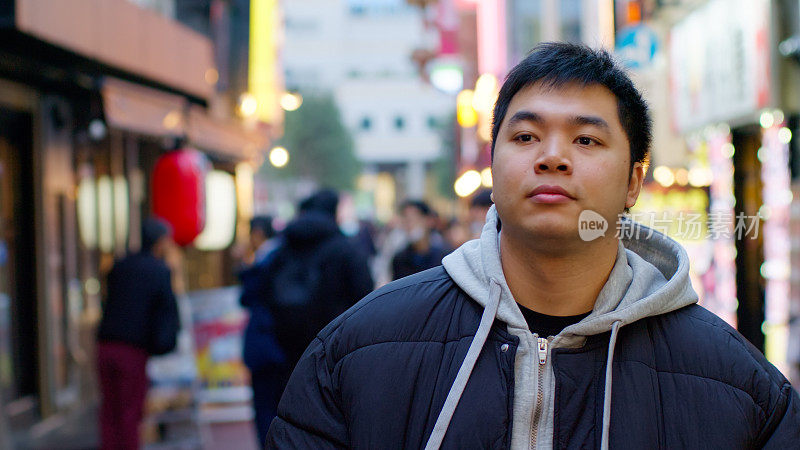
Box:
[235,188,493,443]
[95,186,496,448]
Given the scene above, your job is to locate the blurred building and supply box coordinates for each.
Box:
[618,0,789,380]
[611,0,800,383]
[282,0,454,219]
[0,0,278,446]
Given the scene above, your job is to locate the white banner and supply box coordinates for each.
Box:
[669,0,772,132]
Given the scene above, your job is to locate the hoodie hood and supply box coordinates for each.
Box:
[442,205,698,343]
[424,205,700,450]
[283,211,341,250]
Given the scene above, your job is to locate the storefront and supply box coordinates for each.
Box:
[0,79,38,444]
[0,1,270,445]
[663,0,795,374]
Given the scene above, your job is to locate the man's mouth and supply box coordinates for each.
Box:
[527,185,575,203]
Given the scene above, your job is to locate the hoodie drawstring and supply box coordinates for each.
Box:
[424,280,502,450]
[600,320,623,450]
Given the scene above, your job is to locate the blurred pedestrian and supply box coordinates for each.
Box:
[351,218,378,263]
[254,190,373,444]
[391,200,449,280]
[372,215,407,287]
[443,217,470,250]
[469,189,493,239]
[238,215,286,447]
[96,218,179,450]
[250,215,280,264]
[262,189,373,367]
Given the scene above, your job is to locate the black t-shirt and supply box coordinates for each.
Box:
[517,303,592,338]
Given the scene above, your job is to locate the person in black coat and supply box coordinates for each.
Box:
[249,189,373,446]
[266,43,800,449]
[265,189,374,368]
[391,200,449,280]
[96,218,179,450]
[239,215,286,448]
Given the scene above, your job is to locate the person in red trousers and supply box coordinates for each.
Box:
[96,218,179,450]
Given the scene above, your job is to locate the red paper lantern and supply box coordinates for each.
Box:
[151,148,208,246]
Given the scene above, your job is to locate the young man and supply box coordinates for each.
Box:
[267,43,800,449]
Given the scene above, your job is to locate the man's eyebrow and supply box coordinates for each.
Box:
[570,115,610,131]
[506,111,544,127]
[506,112,610,132]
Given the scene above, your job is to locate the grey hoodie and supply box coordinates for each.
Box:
[423,206,698,450]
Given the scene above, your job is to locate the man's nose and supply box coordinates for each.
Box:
[534,139,572,174]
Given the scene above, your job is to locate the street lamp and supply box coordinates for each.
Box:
[280,92,303,111]
[239,93,258,118]
[454,170,482,197]
[457,89,478,128]
[473,74,498,142]
[480,167,493,188]
[269,146,289,168]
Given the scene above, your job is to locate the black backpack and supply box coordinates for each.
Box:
[265,241,332,364]
[270,247,323,308]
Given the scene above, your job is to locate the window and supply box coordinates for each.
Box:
[284,18,319,32]
[427,116,438,129]
[350,5,366,15]
[510,0,542,64]
[360,117,372,131]
[394,116,405,130]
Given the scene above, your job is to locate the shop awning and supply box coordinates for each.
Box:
[16,0,215,100]
[186,105,267,162]
[102,78,267,162]
[102,78,187,138]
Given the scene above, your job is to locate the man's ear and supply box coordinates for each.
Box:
[625,162,644,209]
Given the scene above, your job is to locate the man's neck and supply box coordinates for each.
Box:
[499,232,619,316]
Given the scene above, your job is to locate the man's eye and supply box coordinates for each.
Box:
[577,137,596,146]
[515,134,533,143]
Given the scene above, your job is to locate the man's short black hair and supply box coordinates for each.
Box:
[491,42,652,171]
[250,215,275,239]
[400,199,432,217]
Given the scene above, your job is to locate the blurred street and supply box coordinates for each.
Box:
[1,0,800,448]
[11,404,258,450]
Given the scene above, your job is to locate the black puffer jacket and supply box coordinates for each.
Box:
[267,267,800,449]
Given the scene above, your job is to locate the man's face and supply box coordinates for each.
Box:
[152,235,174,260]
[401,206,429,241]
[491,82,643,245]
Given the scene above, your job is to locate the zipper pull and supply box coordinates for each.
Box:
[537,337,548,365]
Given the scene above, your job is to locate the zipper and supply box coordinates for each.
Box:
[530,336,548,449]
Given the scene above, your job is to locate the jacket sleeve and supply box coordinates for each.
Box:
[266,336,348,449]
[758,382,800,448]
